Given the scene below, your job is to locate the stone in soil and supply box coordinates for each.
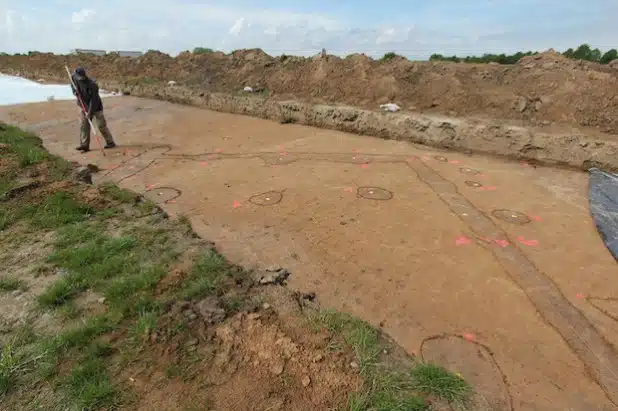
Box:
[259,268,290,285]
[195,296,226,325]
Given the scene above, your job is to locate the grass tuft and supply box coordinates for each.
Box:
[181,249,231,300]
[0,122,71,174]
[65,358,116,409]
[410,363,472,405]
[4,191,93,231]
[128,309,159,345]
[0,277,26,292]
[99,182,138,204]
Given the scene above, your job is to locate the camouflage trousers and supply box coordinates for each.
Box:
[80,110,115,148]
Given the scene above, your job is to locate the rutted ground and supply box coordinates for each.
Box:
[0,123,475,410]
[1,97,618,410]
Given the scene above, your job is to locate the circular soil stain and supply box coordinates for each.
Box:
[143,187,181,204]
[465,180,483,188]
[434,155,448,162]
[460,167,481,175]
[357,187,393,201]
[249,191,284,206]
[260,154,299,166]
[491,209,531,225]
[421,335,513,411]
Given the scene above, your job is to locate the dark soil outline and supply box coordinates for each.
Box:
[406,158,618,406]
[588,297,618,323]
[420,333,515,411]
[248,190,285,206]
[143,186,182,205]
[95,145,618,406]
[356,187,394,201]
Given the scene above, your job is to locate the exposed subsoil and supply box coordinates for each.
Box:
[1,49,618,134]
[2,97,618,410]
[0,143,366,411]
[118,297,362,411]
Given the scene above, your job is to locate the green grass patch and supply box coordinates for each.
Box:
[64,358,116,409]
[0,122,71,175]
[22,191,93,229]
[39,224,176,311]
[312,310,473,410]
[410,363,472,405]
[313,311,380,374]
[99,182,137,204]
[180,249,231,300]
[128,309,159,345]
[0,327,48,395]
[0,277,26,292]
[0,124,49,167]
[0,339,19,394]
[2,191,93,231]
[54,316,114,352]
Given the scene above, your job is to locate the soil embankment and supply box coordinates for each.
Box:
[2,50,618,170]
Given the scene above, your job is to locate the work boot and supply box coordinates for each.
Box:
[76,146,89,152]
[104,142,116,149]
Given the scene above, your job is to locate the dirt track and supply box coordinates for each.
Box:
[2,97,618,410]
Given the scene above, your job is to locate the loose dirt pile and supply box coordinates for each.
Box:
[1,49,618,133]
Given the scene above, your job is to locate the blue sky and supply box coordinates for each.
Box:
[1,0,617,58]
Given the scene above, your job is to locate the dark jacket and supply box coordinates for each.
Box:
[71,75,103,114]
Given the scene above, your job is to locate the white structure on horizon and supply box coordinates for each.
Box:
[109,50,143,58]
[72,48,106,56]
[70,49,143,58]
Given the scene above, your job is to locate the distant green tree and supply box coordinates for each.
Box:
[430,50,535,64]
[193,47,214,54]
[573,44,592,60]
[600,49,618,64]
[590,48,602,62]
[381,52,398,61]
[428,44,618,65]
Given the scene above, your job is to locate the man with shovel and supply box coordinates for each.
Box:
[70,67,116,152]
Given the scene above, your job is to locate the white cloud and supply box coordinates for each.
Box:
[228,18,245,36]
[4,9,14,34]
[71,8,94,25]
[0,0,617,59]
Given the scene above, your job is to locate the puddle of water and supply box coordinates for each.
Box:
[0,74,113,106]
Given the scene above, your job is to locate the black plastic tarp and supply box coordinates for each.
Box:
[589,168,618,261]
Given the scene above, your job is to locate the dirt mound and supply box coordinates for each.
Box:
[1,48,618,133]
[124,309,361,411]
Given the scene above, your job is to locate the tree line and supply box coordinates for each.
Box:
[428,44,618,65]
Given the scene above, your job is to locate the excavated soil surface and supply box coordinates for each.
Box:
[2,97,618,411]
